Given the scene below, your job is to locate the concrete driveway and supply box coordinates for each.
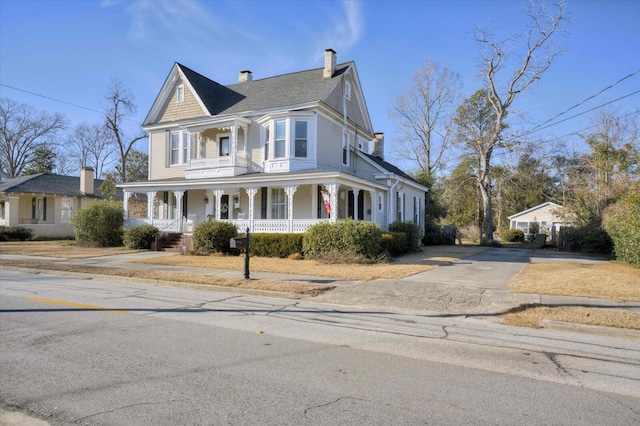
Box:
[313,247,611,316]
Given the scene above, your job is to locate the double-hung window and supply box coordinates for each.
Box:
[176,85,184,103]
[271,188,287,219]
[275,121,286,158]
[170,131,189,165]
[61,198,74,223]
[342,131,349,165]
[396,192,404,222]
[294,121,307,158]
[263,124,271,161]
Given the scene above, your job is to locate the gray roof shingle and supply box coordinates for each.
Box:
[0,173,126,200]
[177,62,351,116]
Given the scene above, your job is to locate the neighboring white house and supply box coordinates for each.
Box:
[118,49,428,235]
[508,201,568,239]
[0,167,142,238]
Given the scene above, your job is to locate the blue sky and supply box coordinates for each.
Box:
[1,0,638,171]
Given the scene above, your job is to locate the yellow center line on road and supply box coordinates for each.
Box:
[25,297,126,314]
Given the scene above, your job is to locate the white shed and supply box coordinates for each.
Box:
[508,202,567,235]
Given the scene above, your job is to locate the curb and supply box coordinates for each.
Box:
[540,319,640,340]
[0,266,309,301]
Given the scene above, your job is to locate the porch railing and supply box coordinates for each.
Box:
[187,155,247,170]
[124,218,330,234]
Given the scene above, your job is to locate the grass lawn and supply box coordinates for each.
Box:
[500,262,640,330]
[0,241,139,258]
[131,245,489,281]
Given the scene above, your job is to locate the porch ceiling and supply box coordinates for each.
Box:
[117,170,388,193]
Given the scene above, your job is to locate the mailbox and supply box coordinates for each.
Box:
[230,237,247,249]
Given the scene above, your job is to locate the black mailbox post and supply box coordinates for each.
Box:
[230,227,250,279]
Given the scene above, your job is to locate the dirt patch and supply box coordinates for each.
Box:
[500,304,640,330]
[0,259,333,296]
[508,262,640,302]
[0,241,139,259]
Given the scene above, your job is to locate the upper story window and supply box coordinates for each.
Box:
[170,131,189,165]
[275,121,286,158]
[344,81,351,101]
[219,136,230,156]
[176,85,184,103]
[342,131,349,166]
[294,121,307,158]
[261,114,315,164]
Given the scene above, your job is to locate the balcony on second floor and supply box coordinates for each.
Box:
[184,119,250,179]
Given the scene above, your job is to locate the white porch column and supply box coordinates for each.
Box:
[352,188,360,221]
[5,196,20,227]
[123,190,130,219]
[284,186,298,232]
[205,190,214,219]
[370,191,379,225]
[324,183,338,223]
[231,124,237,166]
[245,187,258,232]
[214,189,225,221]
[174,190,184,232]
[147,191,156,220]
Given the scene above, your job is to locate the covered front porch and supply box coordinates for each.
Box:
[119,172,388,234]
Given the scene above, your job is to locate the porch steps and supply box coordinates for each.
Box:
[154,233,183,252]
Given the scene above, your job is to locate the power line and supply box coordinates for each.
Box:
[515,90,640,136]
[517,68,640,137]
[0,83,142,124]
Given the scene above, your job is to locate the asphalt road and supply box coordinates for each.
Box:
[1,270,639,425]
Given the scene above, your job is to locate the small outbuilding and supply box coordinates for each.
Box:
[508,201,569,244]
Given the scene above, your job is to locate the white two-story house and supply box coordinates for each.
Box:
[119,49,428,235]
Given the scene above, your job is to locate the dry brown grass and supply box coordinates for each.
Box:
[0,241,139,258]
[0,259,333,296]
[508,262,640,302]
[131,245,489,281]
[500,304,640,330]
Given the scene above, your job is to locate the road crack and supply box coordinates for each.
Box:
[73,399,187,423]
[303,396,367,416]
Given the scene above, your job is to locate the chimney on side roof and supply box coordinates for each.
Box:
[239,70,253,83]
[80,167,94,195]
[323,48,336,79]
[371,132,385,161]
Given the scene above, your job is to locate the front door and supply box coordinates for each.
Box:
[221,194,229,219]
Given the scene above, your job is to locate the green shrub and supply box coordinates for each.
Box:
[249,233,304,258]
[193,221,238,254]
[303,220,383,260]
[563,225,613,255]
[388,221,421,251]
[123,224,159,249]
[603,191,640,268]
[0,226,34,241]
[500,229,525,243]
[423,225,456,246]
[71,203,124,247]
[381,232,409,256]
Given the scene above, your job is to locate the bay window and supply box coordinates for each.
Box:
[294,120,308,157]
[275,121,286,158]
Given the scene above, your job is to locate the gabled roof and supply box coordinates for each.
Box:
[507,201,563,220]
[144,61,355,126]
[359,152,418,183]
[0,173,122,200]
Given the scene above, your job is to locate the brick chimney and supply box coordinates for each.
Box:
[371,132,385,160]
[239,70,253,83]
[80,167,94,195]
[323,48,336,79]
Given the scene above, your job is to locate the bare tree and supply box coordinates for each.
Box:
[104,78,146,182]
[0,97,67,178]
[468,0,567,241]
[67,122,116,178]
[390,60,461,184]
